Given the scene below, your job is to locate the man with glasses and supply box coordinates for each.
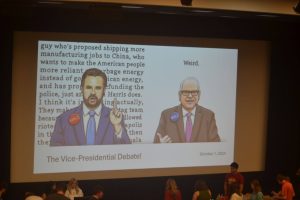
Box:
[154,77,220,143]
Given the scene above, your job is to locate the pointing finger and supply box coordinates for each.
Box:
[113,98,118,110]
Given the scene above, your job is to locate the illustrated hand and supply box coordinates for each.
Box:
[157,132,172,143]
[110,98,122,134]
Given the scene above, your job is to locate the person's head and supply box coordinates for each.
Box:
[67,178,78,189]
[194,179,208,192]
[80,68,107,110]
[92,185,104,199]
[25,192,35,198]
[165,178,178,192]
[55,182,66,195]
[229,182,241,197]
[230,162,239,173]
[178,77,200,112]
[0,181,7,197]
[24,192,44,200]
[296,168,300,176]
[276,174,288,184]
[250,179,262,193]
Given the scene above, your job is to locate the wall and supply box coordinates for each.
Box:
[0,2,300,199]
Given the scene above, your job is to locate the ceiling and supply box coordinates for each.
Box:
[54,0,300,15]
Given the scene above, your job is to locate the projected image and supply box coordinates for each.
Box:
[154,77,220,143]
[50,68,131,146]
[34,40,237,174]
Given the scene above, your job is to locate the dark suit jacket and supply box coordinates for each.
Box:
[154,105,220,143]
[50,103,131,146]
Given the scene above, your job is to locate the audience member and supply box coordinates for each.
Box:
[42,181,57,199]
[272,174,295,200]
[249,179,264,200]
[229,183,243,200]
[164,178,182,200]
[65,178,84,200]
[45,183,70,200]
[0,181,7,200]
[24,192,43,200]
[192,179,212,200]
[87,185,104,200]
[224,162,244,197]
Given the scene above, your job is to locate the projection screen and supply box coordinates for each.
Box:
[11,32,269,183]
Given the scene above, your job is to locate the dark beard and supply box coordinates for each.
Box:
[83,95,101,109]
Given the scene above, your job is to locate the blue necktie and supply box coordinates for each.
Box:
[86,110,96,145]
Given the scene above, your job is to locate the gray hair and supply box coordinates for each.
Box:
[178,77,201,98]
[179,77,200,90]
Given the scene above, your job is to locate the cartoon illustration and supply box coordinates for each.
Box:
[154,77,220,143]
[50,68,131,146]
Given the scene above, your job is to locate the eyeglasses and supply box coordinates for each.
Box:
[180,90,199,96]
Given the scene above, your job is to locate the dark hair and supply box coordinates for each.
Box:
[228,182,241,197]
[24,192,36,198]
[81,68,107,88]
[230,162,239,169]
[194,180,208,191]
[276,174,287,182]
[0,180,7,190]
[55,182,66,193]
[251,179,262,193]
[93,185,104,195]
